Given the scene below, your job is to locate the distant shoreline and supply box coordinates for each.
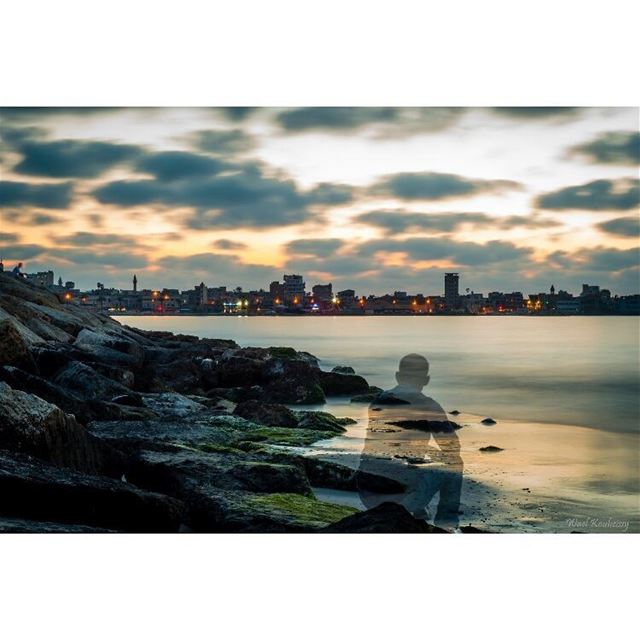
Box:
[109,311,640,317]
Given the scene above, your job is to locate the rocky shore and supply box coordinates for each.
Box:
[0,272,444,533]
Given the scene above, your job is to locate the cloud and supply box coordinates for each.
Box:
[0,244,49,260]
[216,107,259,122]
[597,216,640,238]
[0,180,73,208]
[12,138,141,178]
[56,232,141,247]
[275,107,464,136]
[358,237,532,266]
[570,131,640,166]
[491,107,581,120]
[0,107,119,122]
[45,248,149,269]
[0,232,19,244]
[370,172,521,201]
[548,247,639,272]
[211,239,248,250]
[355,210,560,234]
[93,163,348,229]
[135,151,228,181]
[536,178,639,211]
[306,182,355,205]
[192,129,256,155]
[286,238,346,257]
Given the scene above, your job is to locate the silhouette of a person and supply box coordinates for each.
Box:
[357,353,463,529]
[10,262,23,278]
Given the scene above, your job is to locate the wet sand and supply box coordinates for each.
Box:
[300,401,640,533]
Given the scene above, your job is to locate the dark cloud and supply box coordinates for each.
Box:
[211,239,248,251]
[11,137,141,178]
[597,216,640,238]
[355,210,559,234]
[536,178,639,211]
[370,172,521,201]
[570,131,640,166]
[0,232,19,244]
[56,232,140,247]
[216,107,259,122]
[0,180,73,208]
[135,151,228,181]
[192,129,256,155]
[0,244,49,260]
[276,107,464,136]
[45,248,149,269]
[548,247,639,272]
[30,213,62,225]
[492,107,581,120]
[358,237,532,266]
[306,183,355,205]
[286,238,346,257]
[0,108,119,122]
[94,163,348,229]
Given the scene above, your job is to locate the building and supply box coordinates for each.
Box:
[444,273,459,310]
[556,299,580,314]
[269,281,285,305]
[312,283,333,302]
[283,274,305,306]
[26,270,54,287]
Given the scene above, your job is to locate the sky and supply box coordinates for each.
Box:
[0,106,638,295]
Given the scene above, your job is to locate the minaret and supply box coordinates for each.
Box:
[133,274,138,292]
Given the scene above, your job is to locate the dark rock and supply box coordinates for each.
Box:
[479,445,504,452]
[261,358,326,404]
[0,451,185,532]
[234,400,298,428]
[0,382,103,473]
[481,417,497,425]
[449,410,460,415]
[387,419,459,433]
[332,365,355,375]
[318,370,370,396]
[294,410,355,433]
[323,502,447,533]
[111,393,145,407]
[0,319,37,373]
[0,516,117,533]
[374,392,411,405]
[53,361,130,401]
[350,386,383,403]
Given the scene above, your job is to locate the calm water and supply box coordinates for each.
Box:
[114,316,640,433]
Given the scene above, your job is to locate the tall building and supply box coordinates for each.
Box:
[26,270,54,287]
[444,272,459,310]
[312,283,333,302]
[283,274,305,305]
[133,274,138,292]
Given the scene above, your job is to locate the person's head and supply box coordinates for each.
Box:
[395,353,430,390]
[17,262,22,268]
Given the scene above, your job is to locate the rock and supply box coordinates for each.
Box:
[188,488,358,533]
[373,391,411,405]
[294,410,355,433]
[481,417,497,425]
[0,516,117,533]
[387,419,459,433]
[262,358,326,404]
[73,328,145,367]
[332,365,355,375]
[0,450,185,532]
[0,319,37,373]
[394,454,428,464]
[449,410,460,415]
[234,400,298,428]
[140,392,207,418]
[479,445,503,452]
[323,502,447,533]
[350,387,383,403]
[0,382,103,473]
[111,393,145,407]
[318,370,370,396]
[53,361,130,401]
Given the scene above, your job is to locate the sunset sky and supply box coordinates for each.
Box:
[1,106,638,294]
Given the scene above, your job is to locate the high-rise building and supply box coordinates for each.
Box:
[283,274,305,305]
[312,283,333,302]
[133,274,138,292]
[444,273,459,310]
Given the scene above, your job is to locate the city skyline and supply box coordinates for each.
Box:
[1,107,639,294]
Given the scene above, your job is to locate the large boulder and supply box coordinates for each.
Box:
[323,502,447,533]
[318,370,370,396]
[53,361,130,401]
[73,328,145,367]
[294,410,355,433]
[0,451,185,532]
[0,382,103,473]
[0,319,37,373]
[233,400,298,428]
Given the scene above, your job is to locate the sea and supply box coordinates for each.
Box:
[114,315,639,434]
